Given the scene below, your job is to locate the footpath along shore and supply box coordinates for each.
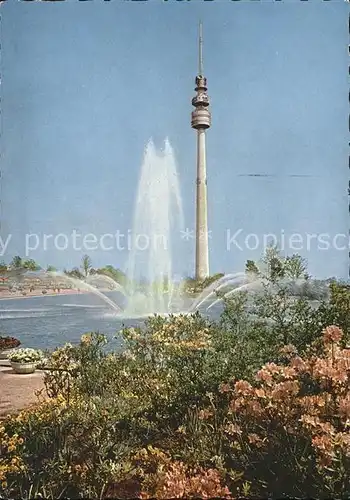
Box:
[0,287,113,416]
[0,361,45,419]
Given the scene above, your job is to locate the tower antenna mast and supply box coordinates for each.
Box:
[198,21,203,76]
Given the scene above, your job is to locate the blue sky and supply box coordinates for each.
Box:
[0,0,349,279]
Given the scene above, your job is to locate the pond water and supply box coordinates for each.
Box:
[0,292,141,351]
[0,292,222,352]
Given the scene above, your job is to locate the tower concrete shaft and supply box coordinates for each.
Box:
[191,22,211,281]
[195,129,209,280]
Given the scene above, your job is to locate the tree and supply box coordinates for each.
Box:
[10,256,23,269]
[201,273,225,289]
[245,260,259,277]
[0,261,7,274]
[245,250,311,284]
[284,254,309,280]
[261,245,283,279]
[96,265,127,285]
[262,244,281,264]
[81,255,92,277]
[269,256,285,281]
[181,273,225,294]
[23,259,41,271]
[182,276,198,293]
[46,265,57,272]
[318,282,350,341]
[64,267,84,280]
[244,247,285,281]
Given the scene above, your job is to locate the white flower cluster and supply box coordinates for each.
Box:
[8,347,44,364]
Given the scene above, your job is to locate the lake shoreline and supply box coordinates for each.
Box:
[0,289,110,302]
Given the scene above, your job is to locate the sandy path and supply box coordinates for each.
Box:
[0,362,45,419]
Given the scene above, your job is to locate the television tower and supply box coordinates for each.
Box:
[191,21,211,281]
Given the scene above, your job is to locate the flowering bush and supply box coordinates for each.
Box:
[42,343,79,399]
[8,348,43,364]
[106,446,232,499]
[0,396,71,496]
[0,336,20,350]
[0,286,349,499]
[0,427,26,490]
[213,325,350,497]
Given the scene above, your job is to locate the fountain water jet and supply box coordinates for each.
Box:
[189,272,247,312]
[85,274,127,295]
[48,272,123,313]
[6,138,266,318]
[206,281,260,311]
[125,138,185,315]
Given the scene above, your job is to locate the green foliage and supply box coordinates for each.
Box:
[182,273,225,294]
[316,282,350,343]
[284,253,309,279]
[81,255,92,277]
[7,256,41,271]
[64,267,84,280]
[245,259,259,276]
[201,273,225,288]
[246,247,309,281]
[23,259,41,271]
[182,276,198,293]
[0,261,7,274]
[96,265,128,286]
[10,255,23,269]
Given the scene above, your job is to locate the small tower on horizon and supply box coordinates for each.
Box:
[191,21,211,281]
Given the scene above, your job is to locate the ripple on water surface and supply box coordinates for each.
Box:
[0,294,134,351]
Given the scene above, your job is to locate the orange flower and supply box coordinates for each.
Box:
[198,409,213,420]
[279,366,297,379]
[248,433,264,447]
[312,434,334,454]
[322,325,342,344]
[219,383,231,393]
[234,380,253,395]
[279,344,298,357]
[225,422,242,436]
[334,432,350,449]
[255,388,266,398]
[290,356,308,372]
[256,369,273,384]
[300,414,321,429]
[263,362,280,375]
[246,400,263,416]
[338,395,350,419]
[270,381,299,401]
[313,358,348,384]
